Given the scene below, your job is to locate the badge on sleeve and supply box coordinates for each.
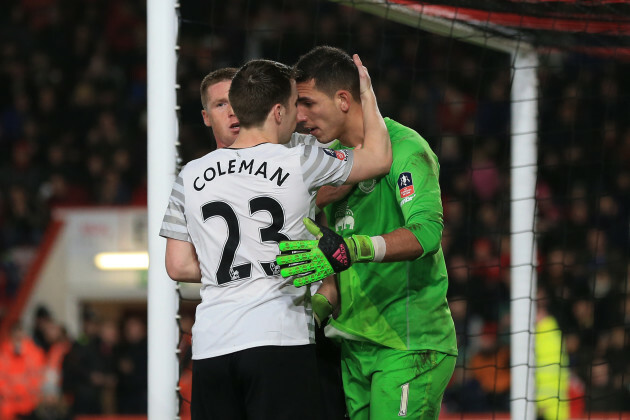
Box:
[323,148,348,161]
[397,172,414,198]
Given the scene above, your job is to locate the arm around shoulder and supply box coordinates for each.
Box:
[165,238,202,283]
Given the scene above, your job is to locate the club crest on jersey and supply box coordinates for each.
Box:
[261,261,281,276]
[397,172,414,198]
[358,179,376,194]
[334,208,355,233]
[270,261,280,275]
[323,148,348,161]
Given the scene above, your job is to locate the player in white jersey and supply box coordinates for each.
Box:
[200,66,347,418]
[161,56,391,420]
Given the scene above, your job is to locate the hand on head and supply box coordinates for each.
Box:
[353,54,372,95]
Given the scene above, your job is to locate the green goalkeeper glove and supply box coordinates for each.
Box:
[276,217,375,287]
[312,293,333,327]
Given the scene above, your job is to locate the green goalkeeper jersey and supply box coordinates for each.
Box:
[323,118,458,355]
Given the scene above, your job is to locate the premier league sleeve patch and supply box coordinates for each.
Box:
[323,148,348,161]
[397,172,414,198]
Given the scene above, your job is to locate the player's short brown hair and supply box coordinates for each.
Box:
[294,46,360,101]
[229,59,294,129]
[200,67,239,110]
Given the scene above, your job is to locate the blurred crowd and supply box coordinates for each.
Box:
[0,0,148,314]
[0,305,147,419]
[0,0,628,418]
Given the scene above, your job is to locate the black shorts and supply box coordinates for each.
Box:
[315,323,347,419]
[191,344,323,420]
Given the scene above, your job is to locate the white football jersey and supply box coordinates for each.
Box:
[160,141,353,359]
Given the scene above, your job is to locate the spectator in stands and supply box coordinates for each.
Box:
[61,308,107,416]
[443,364,489,413]
[467,323,510,411]
[31,320,72,420]
[539,249,579,330]
[586,358,628,412]
[3,184,46,247]
[41,320,72,402]
[97,320,120,414]
[0,323,46,420]
[31,304,53,352]
[535,287,570,420]
[605,326,629,392]
[568,299,597,378]
[39,172,90,209]
[115,315,147,414]
[448,295,483,358]
[96,169,132,205]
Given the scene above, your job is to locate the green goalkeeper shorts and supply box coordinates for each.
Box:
[340,340,456,420]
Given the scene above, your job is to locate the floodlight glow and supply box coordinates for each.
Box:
[94,252,149,270]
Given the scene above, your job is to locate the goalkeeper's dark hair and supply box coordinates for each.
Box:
[200,67,238,110]
[294,46,360,102]
[229,59,294,129]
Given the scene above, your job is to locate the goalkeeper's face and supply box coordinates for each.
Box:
[201,80,240,149]
[296,79,345,144]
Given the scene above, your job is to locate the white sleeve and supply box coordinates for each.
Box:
[299,145,354,191]
[159,172,191,242]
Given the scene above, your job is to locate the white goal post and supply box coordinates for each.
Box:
[147,0,179,419]
[510,49,539,420]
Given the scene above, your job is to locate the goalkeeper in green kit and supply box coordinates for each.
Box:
[277,46,457,420]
